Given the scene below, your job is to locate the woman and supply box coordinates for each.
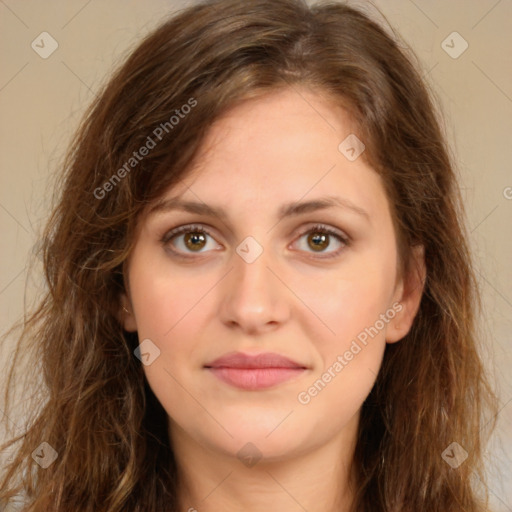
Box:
[0,0,499,510]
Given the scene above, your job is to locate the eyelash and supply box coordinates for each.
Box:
[160,223,350,259]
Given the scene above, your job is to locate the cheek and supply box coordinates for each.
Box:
[292,267,392,430]
[285,250,397,411]
[290,253,397,348]
[138,312,204,425]
[127,252,209,405]
[128,252,210,340]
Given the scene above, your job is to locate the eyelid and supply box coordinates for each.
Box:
[292,222,349,243]
[160,223,217,244]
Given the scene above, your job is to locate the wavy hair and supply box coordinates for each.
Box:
[0,0,499,510]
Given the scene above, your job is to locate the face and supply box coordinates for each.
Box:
[121,87,423,465]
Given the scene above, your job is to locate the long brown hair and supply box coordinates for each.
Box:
[0,0,499,510]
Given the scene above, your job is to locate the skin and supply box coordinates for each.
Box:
[121,87,425,512]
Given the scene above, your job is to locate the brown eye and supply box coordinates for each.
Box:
[162,224,220,256]
[293,224,348,258]
[183,232,207,251]
[307,232,330,252]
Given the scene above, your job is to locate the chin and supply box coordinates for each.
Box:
[210,433,306,466]
[202,415,313,461]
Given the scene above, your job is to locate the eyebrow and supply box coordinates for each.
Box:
[148,195,370,223]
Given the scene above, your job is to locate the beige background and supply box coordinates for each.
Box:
[0,0,510,509]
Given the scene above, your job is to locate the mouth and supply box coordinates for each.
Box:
[204,352,308,391]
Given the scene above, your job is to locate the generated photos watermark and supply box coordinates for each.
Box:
[94,97,197,199]
[297,301,403,405]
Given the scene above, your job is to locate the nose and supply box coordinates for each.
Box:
[219,242,290,335]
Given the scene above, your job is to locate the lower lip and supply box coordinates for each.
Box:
[207,367,306,390]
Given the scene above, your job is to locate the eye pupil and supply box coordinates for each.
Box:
[184,232,207,251]
[308,232,329,252]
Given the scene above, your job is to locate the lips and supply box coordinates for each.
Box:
[205,352,306,369]
[204,352,308,390]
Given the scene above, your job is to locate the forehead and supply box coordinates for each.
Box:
[191,88,355,175]
[148,87,389,225]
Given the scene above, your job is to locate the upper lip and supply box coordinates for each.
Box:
[205,352,307,369]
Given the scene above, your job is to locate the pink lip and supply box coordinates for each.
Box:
[205,352,307,391]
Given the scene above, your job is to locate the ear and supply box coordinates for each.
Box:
[118,293,138,332]
[386,244,426,343]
